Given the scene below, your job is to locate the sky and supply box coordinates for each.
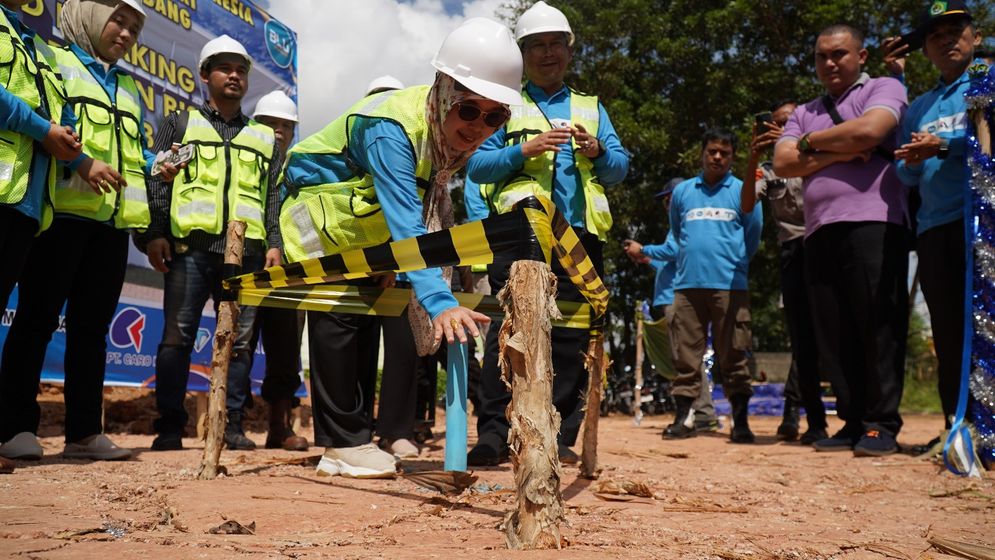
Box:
[263,0,506,137]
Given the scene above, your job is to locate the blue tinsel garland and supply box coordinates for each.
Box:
[964,63,995,470]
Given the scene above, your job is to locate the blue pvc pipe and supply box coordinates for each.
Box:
[444,340,469,472]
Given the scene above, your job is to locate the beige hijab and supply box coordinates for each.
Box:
[407,72,503,355]
[59,0,143,62]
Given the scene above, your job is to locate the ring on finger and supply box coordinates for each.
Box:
[450,318,460,331]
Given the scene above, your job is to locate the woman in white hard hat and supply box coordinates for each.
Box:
[0,0,157,462]
[278,18,522,478]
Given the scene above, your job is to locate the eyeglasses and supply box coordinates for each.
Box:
[451,102,510,128]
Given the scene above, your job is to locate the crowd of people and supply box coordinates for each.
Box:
[0,0,988,477]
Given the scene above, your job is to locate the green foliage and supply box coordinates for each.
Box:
[497,0,993,366]
[901,310,941,413]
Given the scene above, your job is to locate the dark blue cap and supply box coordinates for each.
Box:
[654,177,685,199]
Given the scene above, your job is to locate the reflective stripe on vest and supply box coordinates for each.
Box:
[0,10,68,233]
[482,89,613,240]
[170,108,275,241]
[54,47,150,229]
[280,85,432,262]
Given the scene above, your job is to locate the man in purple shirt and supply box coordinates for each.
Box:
[774,24,910,457]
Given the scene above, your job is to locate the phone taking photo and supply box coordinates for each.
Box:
[754,112,773,127]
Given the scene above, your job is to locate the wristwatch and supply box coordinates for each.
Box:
[798,133,815,153]
[937,139,949,160]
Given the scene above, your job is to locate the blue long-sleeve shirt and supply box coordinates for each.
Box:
[282,115,457,319]
[669,172,762,291]
[895,63,980,235]
[462,175,489,222]
[643,231,678,307]
[64,43,156,177]
[0,6,77,224]
[465,81,629,228]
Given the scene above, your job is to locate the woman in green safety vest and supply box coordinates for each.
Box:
[0,0,157,462]
[279,18,523,478]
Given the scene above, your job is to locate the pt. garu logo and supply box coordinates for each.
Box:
[194,328,212,353]
[264,19,295,69]
[110,307,145,352]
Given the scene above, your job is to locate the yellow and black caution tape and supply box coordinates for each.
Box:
[238,284,593,329]
[224,195,609,319]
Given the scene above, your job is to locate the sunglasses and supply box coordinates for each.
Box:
[451,102,510,128]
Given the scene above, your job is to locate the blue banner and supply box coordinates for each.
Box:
[1,286,305,396]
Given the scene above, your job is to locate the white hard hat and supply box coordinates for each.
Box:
[199,34,252,71]
[366,75,405,96]
[252,90,298,123]
[431,18,522,107]
[117,0,146,19]
[515,1,574,46]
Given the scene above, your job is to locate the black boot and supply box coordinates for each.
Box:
[729,395,755,444]
[224,412,256,450]
[663,396,695,439]
[776,401,800,441]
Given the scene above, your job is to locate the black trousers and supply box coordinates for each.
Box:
[917,219,966,426]
[0,207,36,312]
[779,237,827,429]
[0,218,128,443]
[475,230,603,448]
[376,311,418,440]
[805,222,908,436]
[307,288,381,448]
[250,307,305,404]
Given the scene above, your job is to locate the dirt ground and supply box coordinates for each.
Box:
[0,387,992,559]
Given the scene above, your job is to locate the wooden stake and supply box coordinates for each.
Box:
[499,260,563,550]
[198,221,246,480]
[633,305,646,425]
[974,106,991,156]
[580,332,607,479]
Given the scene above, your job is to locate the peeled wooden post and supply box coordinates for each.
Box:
[198,221,246,480]
[500,260,563,550]
[580,329,607,479]
[633,304,646,426]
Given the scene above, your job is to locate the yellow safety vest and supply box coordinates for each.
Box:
[0,9,69,232]
[54,46,149,229]
[170,108,275,241]
[480,88,612,240]
[280,85,432,262]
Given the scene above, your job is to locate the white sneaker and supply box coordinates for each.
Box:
[315,443,397,479]
[63,434,132,461]
[381,438,420,459]
[0,432,43,460]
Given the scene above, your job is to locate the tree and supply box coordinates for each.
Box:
[496,0,993,370]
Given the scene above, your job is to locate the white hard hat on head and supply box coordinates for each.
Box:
[431,18,523,107]
[366,75,405,95]
[199,34,252,71]
[252,90,298,123]
[117,0,147,19]
[515,1,574,46]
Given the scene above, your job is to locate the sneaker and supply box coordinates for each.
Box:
[150,433,183,451]
[693,417,720,433]
[63,434,131,461]
[812,428,860,452]
[799,427,828,446]
[315,443,397,478]
[0,432,43,460]
[853,430,898,457]
[224,431,257,451]
[380,438,420,459]
[558,444,579,465]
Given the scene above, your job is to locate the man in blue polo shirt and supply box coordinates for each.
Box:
[465,1,629,466]
[895,0,985,443]
[664,129,763,443]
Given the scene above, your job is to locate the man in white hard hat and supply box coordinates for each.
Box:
[246,90,309,452]
[366,75,404,96]
[278,18,520,478]
[466,1,629,466]
[142,35,283,452]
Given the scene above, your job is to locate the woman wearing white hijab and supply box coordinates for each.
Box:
[278,18,523,478]
[0,0,159,461]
